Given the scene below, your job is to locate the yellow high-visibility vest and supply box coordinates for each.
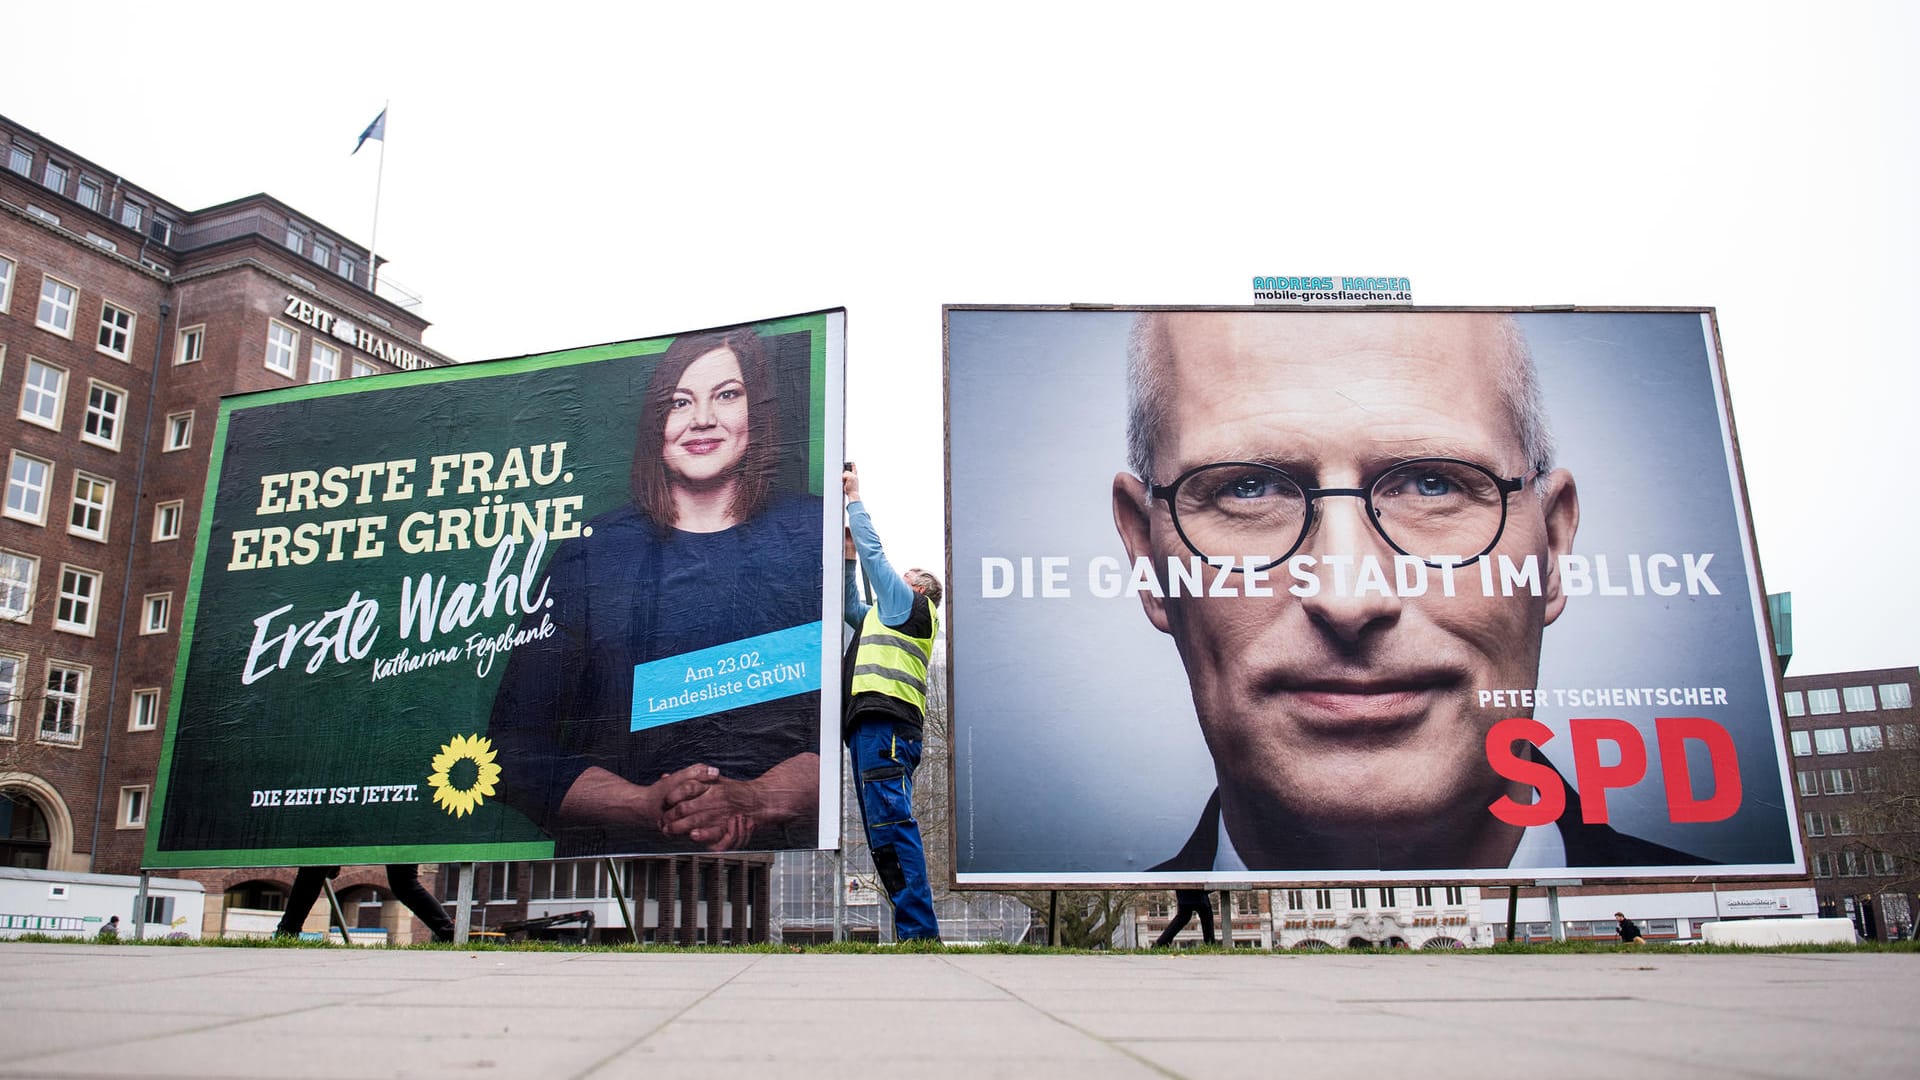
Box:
[850,601,939,714]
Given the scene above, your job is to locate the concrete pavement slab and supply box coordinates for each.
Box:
[0,945,1914,1079]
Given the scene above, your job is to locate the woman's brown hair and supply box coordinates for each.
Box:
[629,327,777,532]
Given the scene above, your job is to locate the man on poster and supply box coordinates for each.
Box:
[841,464,942,940]
[1110,311,1701,871]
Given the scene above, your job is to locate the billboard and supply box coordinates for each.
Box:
[146,311,844,868]
[946,306,1801,884]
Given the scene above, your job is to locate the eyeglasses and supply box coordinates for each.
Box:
[1148,457,1534,571]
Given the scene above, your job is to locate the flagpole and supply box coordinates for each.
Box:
[367,101,388,296]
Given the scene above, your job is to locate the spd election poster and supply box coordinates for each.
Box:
[946,306,1802,885]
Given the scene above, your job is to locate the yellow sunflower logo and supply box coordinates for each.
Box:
[427,734,501,818]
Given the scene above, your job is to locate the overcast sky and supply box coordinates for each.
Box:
[9,1,1915,676]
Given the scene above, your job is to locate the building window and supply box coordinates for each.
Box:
[175,325,205,365]
[1790,730,1811,757]
[118,786,148,828]
[1349,888,1367,909]
[0,253,14,312]
[164,412,193,451]
[1821,768,1856,796]
[351,358,377,379]
[1284,889,1305,911]
[54,565,101,635]
[149,217,173,246]
[487,862,517,902]
[1413,887,1434,907]
[142,593,170,635]
[1860,766,1882,792]
[40,662,87,745]
[284,226,304,255]
[36,275,78,337]
[0,652,22,738]
[1829,812,1854,835]
[41,160,69,194]
[1812,852,1835,878]
[1887,724,1919,750]
[1807,688,1841,715]
[20,357,67,429]
[1783,691,1804,717]
[309,341,340,383]
[130,688,160,731]
[266,321,298,375]
[68,474,112,542]
[1313,889,1332,910]
[77,177,102,211]
[1796,770,1818,797]
[1804,811,1825,837]
[82,380,126,451]
[6,143,30,175]
[96,302,135,360]
[1873,852,1897,876]
[1444,887,1464,905]
[1377,887,1396,908]
[85,233,118,254]
[1,550,36,620]
[337,253,357,281]
[1813,728,1846,755]
[119,201,143,229]
[1843,686,1877,712]
[1881,683,1913,710]
[1841,850,1866,877]
[1849,725,1883,753]
[153,500,183,542]
[312,241,331,268]
[5,452,54,525]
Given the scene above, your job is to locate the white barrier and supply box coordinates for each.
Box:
[1701,917,1856,946]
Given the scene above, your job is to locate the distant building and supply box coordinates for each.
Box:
[1781,665,1918,938]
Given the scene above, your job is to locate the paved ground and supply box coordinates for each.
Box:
[0,945,1913,1078]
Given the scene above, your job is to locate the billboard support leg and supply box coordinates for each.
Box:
[1506,886,1519,944]
[133,872,150,942]
[832,850,846,942]
[1219,890,1234,948]
[1047,891,1058,947]
[453,863,475,945]
[606,858,639,944]
[1546,886,1565,943]
[322,877,351,945]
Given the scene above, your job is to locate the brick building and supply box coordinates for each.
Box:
[1781,665,1918,937]
[0,113,453,936]
[0,109,464,930]
[0,115,802,947]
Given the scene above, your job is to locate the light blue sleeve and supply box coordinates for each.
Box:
[846,500,916,626]
[843,558,869,629]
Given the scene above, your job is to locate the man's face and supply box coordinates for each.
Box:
[1112,313,1579,841]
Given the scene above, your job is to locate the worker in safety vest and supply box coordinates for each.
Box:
[841,463,942,941]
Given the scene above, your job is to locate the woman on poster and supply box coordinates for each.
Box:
[489,327,822,855]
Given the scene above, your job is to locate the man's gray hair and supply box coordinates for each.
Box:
[1125,312,1557,484]
[905,568,944,607]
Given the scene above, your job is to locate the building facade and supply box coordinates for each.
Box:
[1781,665,1918,938]
[0,113,456,936]
[0,115,808,946]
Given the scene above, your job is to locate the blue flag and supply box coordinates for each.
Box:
[353,109,386,155]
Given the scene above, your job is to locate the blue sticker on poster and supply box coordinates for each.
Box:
[632,621,824,730]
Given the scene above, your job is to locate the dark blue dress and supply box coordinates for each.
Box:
[488,494,823,854]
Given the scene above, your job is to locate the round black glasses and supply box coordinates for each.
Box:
[1148,457,1533,571]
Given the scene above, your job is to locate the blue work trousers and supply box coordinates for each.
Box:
[848,718,940,940]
